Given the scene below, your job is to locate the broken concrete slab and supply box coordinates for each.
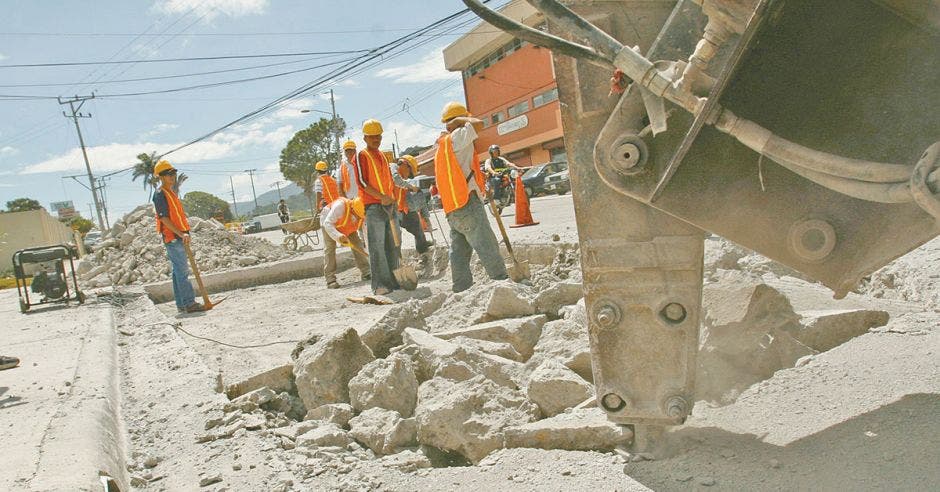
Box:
[223,386,276,413]
[485,284,537,320]
[449,336,523,362]
[293,328,375,410]
[359,294,445,358]
[303,403,354,428]
[296,423,353,448]
[526,359,594,417]
[696,271,816,404]
[348,408,418,455]
[533,281,583,317]
[433,314,547,360]
[399,328,526,389]
[504,408,632,451]
[527,318,593,382]
[224,364,294,400]
[414,375,540,463]
[348,353,419,417]
[789,309,890,352]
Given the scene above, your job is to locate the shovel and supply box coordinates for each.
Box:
[183,241,226,310]
[384,205,418,291]
[486,191,530,282]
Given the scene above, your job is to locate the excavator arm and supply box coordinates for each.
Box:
[463,0,940,427]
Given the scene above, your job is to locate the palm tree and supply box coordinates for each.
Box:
[131,152,159,198]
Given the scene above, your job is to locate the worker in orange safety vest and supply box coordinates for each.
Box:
[151,160,205,312]
[336,140,359,199]
[320,196,370,289]
[314,160,340,210]
[434,102,509,292]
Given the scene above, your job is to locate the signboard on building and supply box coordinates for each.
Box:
[497,115,528,136]
[50,200,77,219]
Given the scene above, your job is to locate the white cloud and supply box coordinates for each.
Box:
[336,79,359,88]
[140,123,179,138]
[152,0,268,21]
[375,46,459,84]
[0,53,7,61]
[20,120,297,175]
[0,146,18,157]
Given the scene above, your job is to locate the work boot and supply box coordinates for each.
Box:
[327,281,340,289]
[0,355,20,371]
[361,272,371,282]
[184,302,206,313]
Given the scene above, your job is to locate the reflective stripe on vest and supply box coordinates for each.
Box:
[319,174,340,208]
[335,198,362,236]
[340,164,351,195]
[155,188,190,243]
[434,134,483,214]
[361,150,389,195]
[395,181,409,214]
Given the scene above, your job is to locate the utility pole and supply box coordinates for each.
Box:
[394,129,401,158]
[229,175,239,218]
[88,203,94,220]
[97,177,111,228]
[271,180,284,200]
[244,169,259,210]
[59,94,105,232]
[329,89,341,166]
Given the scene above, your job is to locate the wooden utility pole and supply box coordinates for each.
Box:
[244,169,259,211]
[229,175,238,218]
[59,94,105,232]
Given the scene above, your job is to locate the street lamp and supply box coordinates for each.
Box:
[300,89,342,170]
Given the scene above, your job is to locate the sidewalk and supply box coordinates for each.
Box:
[0,288,126,491]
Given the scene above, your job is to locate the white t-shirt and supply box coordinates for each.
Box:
[321,200,347,241]
[335,158,359,199]
[450,122,483,198]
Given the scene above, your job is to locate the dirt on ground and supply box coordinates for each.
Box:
[110,237,940,491]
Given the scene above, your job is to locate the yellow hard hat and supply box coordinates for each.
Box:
[350,197,365,218]
[362,119,383,136]
[315,161,328,172]
[440,101,469,123]
[342,140,356,150]
[400,154,418,175]
[153,160,175,177]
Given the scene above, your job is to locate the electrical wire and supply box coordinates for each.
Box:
[0,49,375,69]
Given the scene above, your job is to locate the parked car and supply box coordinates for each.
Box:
[521,161,567,197]
[543,169,570,195]
[83,230,102,251]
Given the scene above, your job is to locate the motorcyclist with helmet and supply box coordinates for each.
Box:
[483,144,522,204]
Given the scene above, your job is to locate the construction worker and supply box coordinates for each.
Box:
[277,199,290,234]
[355,119,401,295]
[314,160,341,210]
[435,102,509,292]
[336,140,360,199]
[320,196,370,289]
[392,154,432,255]
[152,160,205,313]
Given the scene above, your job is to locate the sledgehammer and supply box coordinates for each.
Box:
[183,241,225,310]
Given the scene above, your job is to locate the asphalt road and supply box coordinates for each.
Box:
[249,193,580,252]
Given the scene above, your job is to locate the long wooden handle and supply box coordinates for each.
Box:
[385,206,401,247]
[347,240,370,257]
[487,192,514,257]
[183,241,211,306]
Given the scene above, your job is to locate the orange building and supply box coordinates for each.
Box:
[442,1,564,168]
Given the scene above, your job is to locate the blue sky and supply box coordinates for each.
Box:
[0,0,492,221]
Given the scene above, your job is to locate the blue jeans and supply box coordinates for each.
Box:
[447,194,508,292]
[164,239,196,310]
[365,204,401,292]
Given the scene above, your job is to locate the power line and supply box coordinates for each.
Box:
[0,49,374,69]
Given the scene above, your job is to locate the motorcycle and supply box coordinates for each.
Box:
[487,169,515,215]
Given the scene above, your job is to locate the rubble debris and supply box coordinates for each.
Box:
[533,281,583,317]
[433,314,547,360]
[788,309,889,352]
[449,336,523,362]
[348,408,418,455]
[503,408,632,451]
[526,359,594,417]
[293,328,375,410]
[399,328,525,388]
[696,271,815,404]
[224,364,295,400]
[423,281,536,331]
[360,294,445,358]
[79,204,292,288]
[527,318,594,382]
[414,375,540,463]
[296,423,353,448]
[378,450,432,472]
[348,353,419,417]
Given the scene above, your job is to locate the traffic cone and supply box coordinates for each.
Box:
[510,174,539,228]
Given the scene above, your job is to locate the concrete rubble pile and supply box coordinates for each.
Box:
[77,204,293,288]
[194,239,892,473]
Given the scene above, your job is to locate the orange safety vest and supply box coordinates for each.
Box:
[334,198,363,236]
[358,149,394,206]
[340,162,352,195]
[318,174,340,209]
[394,178,409,214]
[434,133,485,214]
[155,187,190,244]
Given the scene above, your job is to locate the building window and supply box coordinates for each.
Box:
[463,37,526,79]
[507,100,530,118]
[550,146,567,163]
[491,112,505,125]
[533,87,558,108]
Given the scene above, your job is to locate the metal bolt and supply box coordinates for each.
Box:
[615,143,641,169]
[593,302,621,329]
[601,393,627,412]
[660,302,687,324]
[609,135,648,176]
[665,396,689,419]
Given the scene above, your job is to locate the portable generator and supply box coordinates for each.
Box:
[13,244,85,313]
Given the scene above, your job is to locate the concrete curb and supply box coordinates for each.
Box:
[28,302,128,491]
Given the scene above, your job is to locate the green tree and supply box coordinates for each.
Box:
[182,191,233,221]
[5,197,43,212]
[131,152,159,191]
[66,216,94,234]
[279,117,346,213]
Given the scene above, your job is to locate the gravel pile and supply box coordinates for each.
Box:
[78,204,293,288]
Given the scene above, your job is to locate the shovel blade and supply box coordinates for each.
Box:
[509,260,530,282]
[393,265,419,291]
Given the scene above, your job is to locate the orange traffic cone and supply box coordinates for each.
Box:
[510,174,539,228]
